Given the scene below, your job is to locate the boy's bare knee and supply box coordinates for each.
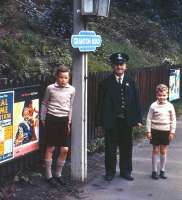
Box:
[46,146,55,154]
[44,146,55,160]
[153,146,160,154]
[61,147,69,154]
[160,148,167,155]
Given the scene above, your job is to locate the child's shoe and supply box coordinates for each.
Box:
[46,177,58,188]
[55,176,67,186]
[159,171,167,179]
[151,171,159,180]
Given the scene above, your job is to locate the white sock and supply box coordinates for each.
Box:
[44,159,52,179]
[152,154,159,172]
[160,154,167,172]
[55,159,65,178]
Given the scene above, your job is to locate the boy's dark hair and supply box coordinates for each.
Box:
[55,65,70,76]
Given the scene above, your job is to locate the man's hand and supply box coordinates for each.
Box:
[137,123,143,128]
[146,132,152,140]
[67,123,71,134]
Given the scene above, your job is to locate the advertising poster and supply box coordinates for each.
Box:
[13,86,39,158]
[169,69,180,101]
[0,91,14,163]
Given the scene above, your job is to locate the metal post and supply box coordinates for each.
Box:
[71,0,88,181]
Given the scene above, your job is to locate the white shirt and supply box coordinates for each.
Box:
[115,74,124,84]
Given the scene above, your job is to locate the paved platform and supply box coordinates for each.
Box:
[65,119,182,200]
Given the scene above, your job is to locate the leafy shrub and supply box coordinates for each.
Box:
[23,0,72,37]
[87,138,105,155]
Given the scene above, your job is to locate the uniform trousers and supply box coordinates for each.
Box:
[104,117,133,176]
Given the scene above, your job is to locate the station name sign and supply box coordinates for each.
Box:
[71,31,102,52]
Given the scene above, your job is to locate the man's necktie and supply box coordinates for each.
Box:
[118,77,122,85]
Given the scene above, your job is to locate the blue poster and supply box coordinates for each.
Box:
[0,91,14,163]
[169,69,180,101]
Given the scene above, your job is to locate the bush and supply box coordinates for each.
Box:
[23,0,72,37]
[87,138,105,155]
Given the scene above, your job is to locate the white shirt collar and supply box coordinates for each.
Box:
[54,82,70,88]
[115,74,124,84]
[157,100,168,105]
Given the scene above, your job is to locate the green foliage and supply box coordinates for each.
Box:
[88,54,111,72]
[47,46,72,67]
[0,0,12,24]
[0,28,72,76]
[87,3,182,71]
[1,0,182,75]
[132,126,146,141]
[88,32,159,71]
[87,138,105,154]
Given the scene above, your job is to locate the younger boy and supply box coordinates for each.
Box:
[146,84,176,180]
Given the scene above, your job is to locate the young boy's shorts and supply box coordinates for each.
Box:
[150,129,170,145]
[45,114,69,147]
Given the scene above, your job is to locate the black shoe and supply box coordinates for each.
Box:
[120,173,134,181]
[104,174,114,181]
[159,171,167,179]
[151,171,159,180]
[55,177,67,186]
[46,177,58,188]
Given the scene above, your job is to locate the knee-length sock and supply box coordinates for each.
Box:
[55,159,65,178]
[160,154,167,172]
[152,154,159,172]
[44,159,53,179]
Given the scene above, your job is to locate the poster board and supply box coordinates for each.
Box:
[0,91,14,163]
[169,68,180,101]
[0,85,39,164]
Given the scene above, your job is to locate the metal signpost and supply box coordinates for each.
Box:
[71,0,110,182]
[71,0,88,182]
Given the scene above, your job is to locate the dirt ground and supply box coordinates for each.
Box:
[0,153,105,200]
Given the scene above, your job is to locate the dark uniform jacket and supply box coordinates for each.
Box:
[97,73,142,129]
